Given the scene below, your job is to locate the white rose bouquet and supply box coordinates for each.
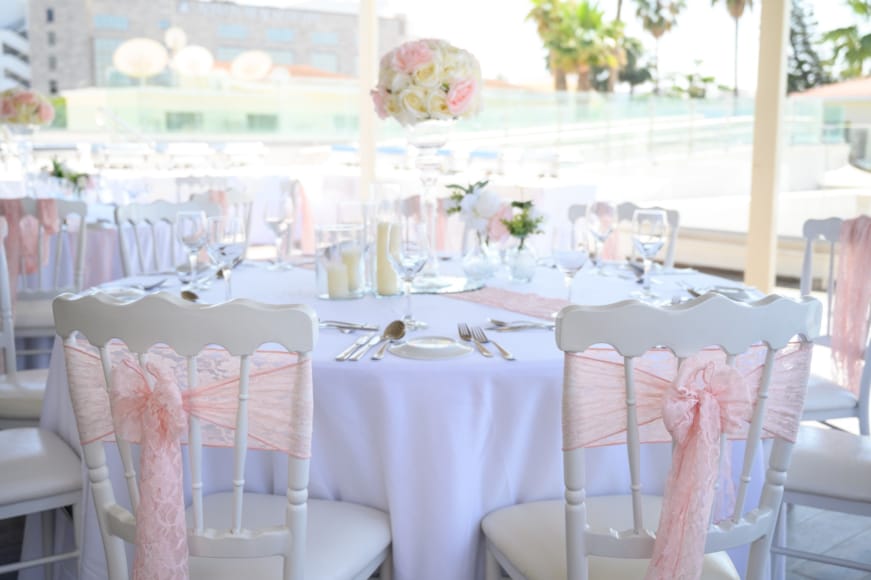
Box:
[446,180,504,235]
[371,39,482,127]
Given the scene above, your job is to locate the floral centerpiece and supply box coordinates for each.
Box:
[46,158,92,196]
[445,180,509,282]
[370,39,482,126]
[501,200,545,283]
[0,88,55,127]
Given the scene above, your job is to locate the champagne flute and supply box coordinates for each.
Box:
[176,210,207,288]
[264,191,295,270]
[631,209,667,300]
[388,215,430,330]
[586,201,617,271]
[206,215,246,301]
[552,221,589,304]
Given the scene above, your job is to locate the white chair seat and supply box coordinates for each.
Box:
[0,428,81,510]
[787,426,871,503]
[482,496,739,580]
[187,493,391,580]
[14,298,54,331]
[0,368,49,419]
[803,374,859,413]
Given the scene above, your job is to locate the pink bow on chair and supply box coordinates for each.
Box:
[111,360,190,580]
[645,360,751,580]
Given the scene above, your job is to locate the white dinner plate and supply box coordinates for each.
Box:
[90,285,146,302]
[389,336,473,360]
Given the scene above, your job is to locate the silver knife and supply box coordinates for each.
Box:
[320,320,380,331]
[335,333,375,361]
[348,334,382,361]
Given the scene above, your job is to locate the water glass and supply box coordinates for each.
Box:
[586,201,618,269]
[552,221,589,304]
[206,215,246,301]
[631,209,667,299]
[177,210,208,288]
[264,192,295,269]
[388,215,429,330]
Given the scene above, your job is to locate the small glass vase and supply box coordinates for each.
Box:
[508,241,537,283]
[462,231,497,283]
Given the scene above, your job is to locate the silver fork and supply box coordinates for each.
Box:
[471,326,515,360]
[458,322,492,357]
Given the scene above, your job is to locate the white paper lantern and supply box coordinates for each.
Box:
[164,27,188,53]
[231,50,273,82]
[113,38,169,80]
[172,45,214,77]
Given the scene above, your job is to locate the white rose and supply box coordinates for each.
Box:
[391,72,412,94]
[398,86,428,122]
[473,189,502,221]
[459,191,479,218]
[412,60,442,88]
[426,90,451,119]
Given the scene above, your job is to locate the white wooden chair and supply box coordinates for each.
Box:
[114,199,220,277]
[13,198,88,357]
[52,293,393,580]
[190,189,254,253]
[482,294,820,580]
[0,217,50,427]
[771,426,871,576]
[798,217,871,434]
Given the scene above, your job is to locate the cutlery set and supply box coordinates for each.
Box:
[335,320,407,361]
[457,323,514,360]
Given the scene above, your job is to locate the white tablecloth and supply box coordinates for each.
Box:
[31,262,764,580]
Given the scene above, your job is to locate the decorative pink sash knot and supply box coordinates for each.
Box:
[645,360,751,580]
[110,359,190,580]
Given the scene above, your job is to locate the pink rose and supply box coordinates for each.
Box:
[446,78,478,116]
[14,91,37,106]
[488,204,513,243]
[0,98,13,118]
[38,101,55,124]
[370,88,388,120]
[391,40,433,74]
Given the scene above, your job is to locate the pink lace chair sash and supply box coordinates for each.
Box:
[564,342,813,580]
[63,341,313,580]
[832,215,871,395]
[0,198,59,303]
[446,287,570,321]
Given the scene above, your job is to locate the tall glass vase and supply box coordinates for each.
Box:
[406,119,453,289]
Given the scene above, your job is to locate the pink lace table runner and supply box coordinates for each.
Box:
[444,286,569,320]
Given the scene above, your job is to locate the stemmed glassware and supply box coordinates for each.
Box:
[586,201,618,272]
[206,215,246,301]
[264,191,295,269]
[631,209,667,300]
[176,210,207,289]
[551,221,589,304]
[387,214,430,330]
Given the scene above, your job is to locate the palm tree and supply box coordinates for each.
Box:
[564,0,613,91]
[711,0,753,97]
[634,0,686,94]
[527,0,570,90]
[823,25,871,78]
[619,36,653,96]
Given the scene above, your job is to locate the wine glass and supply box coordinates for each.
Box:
[206,215,246,301]
[631,209,667,299]
[586,201,617,272]
[176,210,208,288]
[264,191,295,270]
[387,215,430,330]
[551,221,589,304]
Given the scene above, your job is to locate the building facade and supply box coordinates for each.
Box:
[0,0,30,91]
[27,0,406,94]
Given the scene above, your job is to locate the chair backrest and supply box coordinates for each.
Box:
[617,202,680,268]
[16,198,89,296]
[190,189,253,252]
[0,217,19,379]
[53,293,318,580]
[800,217,843,341]
[555,294,820,580]
[114,200,220,277]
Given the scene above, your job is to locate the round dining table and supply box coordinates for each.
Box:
[29,259,765,580]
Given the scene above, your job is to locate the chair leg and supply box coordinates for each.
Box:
[378,548,393,580]
[41,510,55,580]
[771,504,787,580]
[485,545,503,580]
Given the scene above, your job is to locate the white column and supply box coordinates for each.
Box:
[358,0,378,200]
[744,0,790,292]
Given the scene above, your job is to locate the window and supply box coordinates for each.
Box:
[49,80,58,94]
[166,112,203,132]
[247,114,278,132]
[215,47,244,62]
[93,14,129,30]
[310,52,338,73]
[311,31,338,45]
[48,56,57,71]
[217,24,247,39]
[47,31,56,46]
[266,28,294,43]
[46,8,54,23]
[270,50,294,65]
[93,38,126,86]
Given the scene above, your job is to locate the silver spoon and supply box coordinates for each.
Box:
[371,320,407,361]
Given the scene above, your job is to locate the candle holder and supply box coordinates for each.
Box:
[315,224,365,300]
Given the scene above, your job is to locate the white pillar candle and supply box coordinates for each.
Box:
[376,221,398,295]
[341,245,362,292]
[326,262,350,298]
